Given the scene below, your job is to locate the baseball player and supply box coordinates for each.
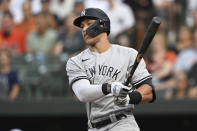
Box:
[66,8,156,131]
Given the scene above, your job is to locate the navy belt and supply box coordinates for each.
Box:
[90,113,127,129]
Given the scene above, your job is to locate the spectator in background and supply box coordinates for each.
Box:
[153,0,174,17]
[187,62,197,99]
[9,0,27,24]
[0,49,20,101]
[156,26,196,100]
[40,0,57,29]
[123,0,157,50]
[192,9,197,31]
[174,25,195,72]
[106,0,136,41]
[175,25,193,52]
[153,0,174,26]
[0,0,10,12]
[73,0,85,15]
[0,0,10,26]
[164,71,189,100]
[184,29,197,99]
[27,11,58,55]
[52,13,86,56]
[15,1,37,36]
[0,11,26,55]
[167,27,197,100]
[185,0,197,28]
[84,0,109,12]
[152,0,176,45]
[50,0,74,26]
[0,0,25,24]
[149,33,176,85]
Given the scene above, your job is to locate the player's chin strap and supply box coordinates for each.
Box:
[86,19,108,37]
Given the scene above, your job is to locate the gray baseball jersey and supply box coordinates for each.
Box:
[66,44,151,123]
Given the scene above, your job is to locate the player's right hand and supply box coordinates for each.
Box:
[110,82,131,97]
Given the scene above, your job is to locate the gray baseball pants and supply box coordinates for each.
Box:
[88,115,140,131]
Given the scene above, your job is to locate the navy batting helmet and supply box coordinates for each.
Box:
[73,8,110,37]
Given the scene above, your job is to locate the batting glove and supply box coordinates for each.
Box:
[114,94,130,106]
[110,82,131,97]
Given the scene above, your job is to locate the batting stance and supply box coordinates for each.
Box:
[66,8,156,131]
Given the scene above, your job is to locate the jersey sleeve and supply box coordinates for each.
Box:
[66,56,89,87]
[131,58,152,86]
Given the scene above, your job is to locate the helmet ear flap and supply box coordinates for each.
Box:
[86,18,110,37]
[101,19,110,35]
[86,19,104,37]
[99,19,105,25]
[100,19,110,32]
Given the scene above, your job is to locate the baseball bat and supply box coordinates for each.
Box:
[125,17,161,86]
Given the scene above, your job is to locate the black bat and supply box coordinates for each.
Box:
[125,17,161,86]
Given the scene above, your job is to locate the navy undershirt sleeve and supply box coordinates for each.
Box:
[133,78,156,103]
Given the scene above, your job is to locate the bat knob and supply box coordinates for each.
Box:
[153,17,161,24]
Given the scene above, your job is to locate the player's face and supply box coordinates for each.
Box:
[80,19,98,46]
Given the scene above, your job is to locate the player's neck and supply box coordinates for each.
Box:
[90,36,111,53]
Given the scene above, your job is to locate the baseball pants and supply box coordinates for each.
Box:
[88,115,140,131]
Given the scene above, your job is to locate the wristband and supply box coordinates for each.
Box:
[101,83,111,95]
[129,91,142,104]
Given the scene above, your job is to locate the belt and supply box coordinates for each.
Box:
[90,113,127,129]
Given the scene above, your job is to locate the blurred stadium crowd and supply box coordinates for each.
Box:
[0,0,196,101]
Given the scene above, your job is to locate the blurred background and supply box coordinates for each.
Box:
[0,0,196,131]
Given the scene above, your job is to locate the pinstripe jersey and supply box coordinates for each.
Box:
[66,44,151,122]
